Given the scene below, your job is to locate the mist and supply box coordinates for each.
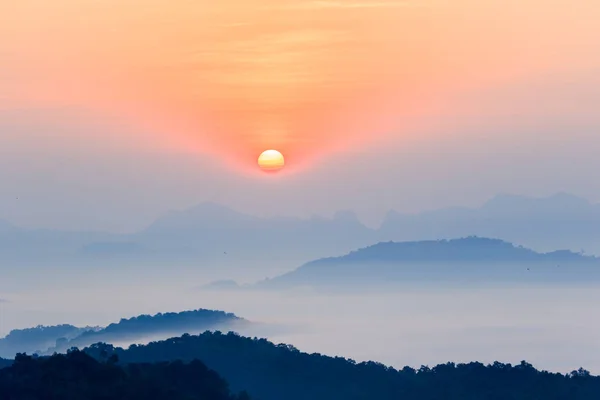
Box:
[1,278,599,374]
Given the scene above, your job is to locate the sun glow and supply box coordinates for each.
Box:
[258,150,285,172]
[3,0,599,172]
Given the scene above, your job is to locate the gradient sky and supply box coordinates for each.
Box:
[1,0,599,232]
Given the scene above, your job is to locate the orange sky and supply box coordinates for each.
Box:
[2,0,600,173]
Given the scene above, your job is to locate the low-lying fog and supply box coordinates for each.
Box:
[1,273,599,374]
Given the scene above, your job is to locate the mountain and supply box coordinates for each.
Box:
[200,280,242,291]
[0,324,97,359]
[44,309,248,355]
[379,193,600,253]
[136,202,372,254]
[0,351,252,400]
[2,193,600,278]
[0,309,247,358]
[1,333,599,399]
[123,202,375,277]
[259,237,600,289]
[0,202,375,281]
[74,332,600,400]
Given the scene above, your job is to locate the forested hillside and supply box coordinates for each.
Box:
[0,350,251,400]
[82,332,600,400]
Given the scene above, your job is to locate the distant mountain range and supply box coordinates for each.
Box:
[0,309,247,359]
[2,193,600,279]
[256,237,600,289]
[378,193,600,252]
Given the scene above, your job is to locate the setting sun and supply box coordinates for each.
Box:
[258,150,285,172]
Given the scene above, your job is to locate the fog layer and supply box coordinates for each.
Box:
[1,281,598,374]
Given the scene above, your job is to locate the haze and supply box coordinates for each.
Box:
[1,0,600,391]
[1,0,600,232]
[1,282,600,374]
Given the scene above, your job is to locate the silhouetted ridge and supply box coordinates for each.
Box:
[201,280,241,290]
[0,350,251,399]
[75,332,600,400]
[45,309,246,355]
[331,237,545,262]
[261,237,599,288]
[101,309,242,335]
[0,309,246,358]
[3,192,600,269]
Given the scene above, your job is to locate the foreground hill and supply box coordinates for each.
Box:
[0,351,251,400]
[259,237,600,289]
[76,332,600,400]
[0,309,246,358]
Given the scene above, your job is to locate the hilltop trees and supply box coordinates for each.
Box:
[84,331,600,400]
[0,350,251,400]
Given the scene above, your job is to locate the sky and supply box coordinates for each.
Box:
[1,0,600,232]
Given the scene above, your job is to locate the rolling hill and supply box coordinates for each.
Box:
[258,237,600,289]
[0,351,252,400]
[74,332,600,400]
[0,309,247,358]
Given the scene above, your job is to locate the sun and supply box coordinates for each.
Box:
[258,149,285,172]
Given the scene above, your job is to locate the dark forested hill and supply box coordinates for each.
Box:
[259,237,600,289]
[0,350,251,400]
[44,309,247,355]
[81,332,600,400]
[0,309,246,358]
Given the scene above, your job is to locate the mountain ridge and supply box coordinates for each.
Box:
[2,193,600,273]
[0,309,247,358]
[259,237,600,289]
[76,332,600,400]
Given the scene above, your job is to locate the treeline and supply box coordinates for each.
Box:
[49,308,243,354]
[83,331,600,400]
[2,331,598,399]
[99,309,242,335]
[0,309,244,357]
[0,350,251,400]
